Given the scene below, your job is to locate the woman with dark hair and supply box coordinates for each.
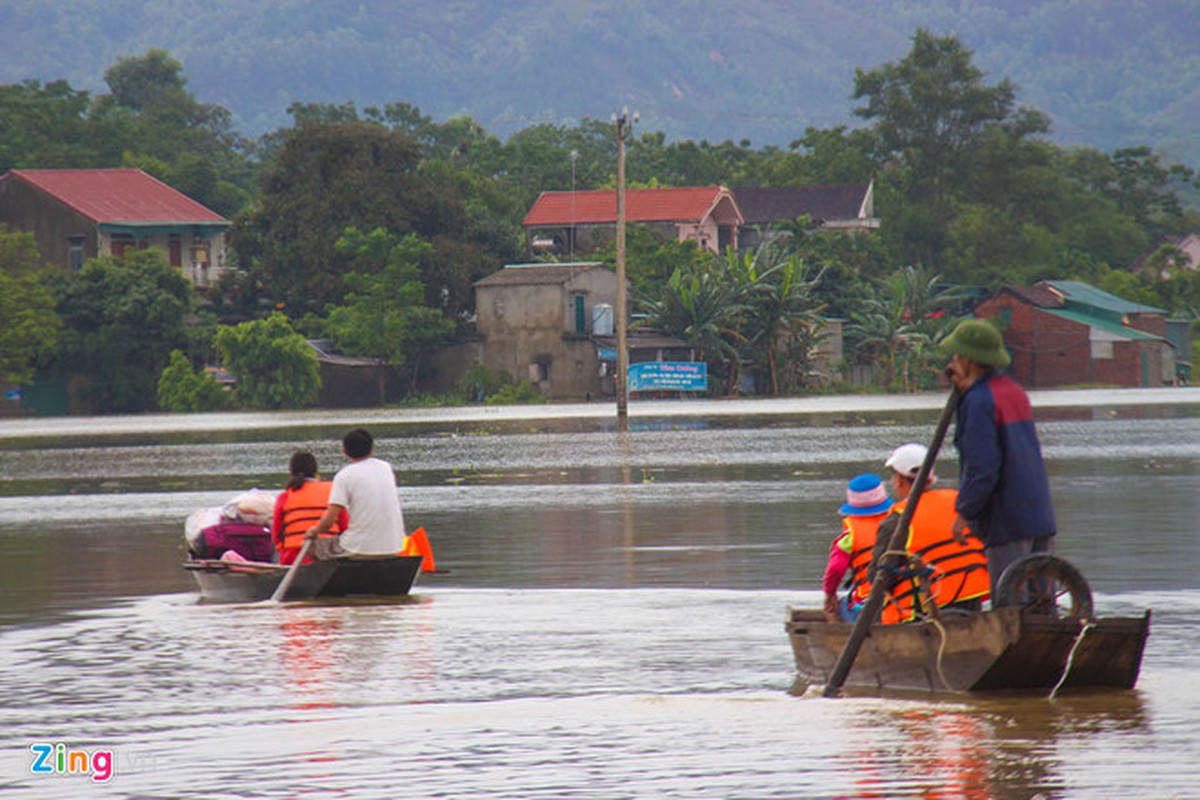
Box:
[271,451,347,565]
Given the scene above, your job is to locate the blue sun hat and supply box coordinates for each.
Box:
[839,473,894,516]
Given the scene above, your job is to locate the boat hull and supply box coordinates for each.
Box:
[786,606,1150,695]
[184,555,423,602]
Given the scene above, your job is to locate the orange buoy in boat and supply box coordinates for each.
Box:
[403,526,436,573]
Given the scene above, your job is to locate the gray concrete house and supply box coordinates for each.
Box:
[473,262,620,401]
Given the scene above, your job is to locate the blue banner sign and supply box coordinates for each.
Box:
[597,348,617,361]
[627,361,708,392]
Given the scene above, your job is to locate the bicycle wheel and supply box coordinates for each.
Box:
[994,554,1093,619]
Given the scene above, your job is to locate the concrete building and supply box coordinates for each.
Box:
[473,262,620,400]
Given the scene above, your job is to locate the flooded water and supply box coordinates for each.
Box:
[1,390,1199,799]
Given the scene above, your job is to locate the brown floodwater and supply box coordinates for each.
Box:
[1,391,1198,799]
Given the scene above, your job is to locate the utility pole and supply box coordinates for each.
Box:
[613,108,636,422]
[569,149,578,261]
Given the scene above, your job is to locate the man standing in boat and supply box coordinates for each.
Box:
[305,428,407,558]
[940,319,1056,594]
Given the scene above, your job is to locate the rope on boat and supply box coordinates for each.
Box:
[926,616,959,691]
[880,549,961,692]
[878,549,940,621]
[1049,619,1095,699]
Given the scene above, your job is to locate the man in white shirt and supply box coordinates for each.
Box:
[306,428,406,557]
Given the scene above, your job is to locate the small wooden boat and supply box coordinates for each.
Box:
[184,555,424,603]
[786,605,1151,695]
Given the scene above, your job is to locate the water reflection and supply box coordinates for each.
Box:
[279,614,342,711]
[843,707,995,799]
[0,397,1197,798]
[840,692,1152,800]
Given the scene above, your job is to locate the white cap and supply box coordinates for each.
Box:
[885,443,936,484]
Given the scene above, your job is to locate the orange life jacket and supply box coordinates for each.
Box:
[277,481,343,552]
[879,488,990,624]
[843,514,887,606]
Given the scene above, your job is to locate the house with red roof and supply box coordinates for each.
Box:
[0,168,230,287]
[522,185,743,256]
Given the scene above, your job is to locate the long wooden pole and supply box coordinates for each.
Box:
[270,538,313,603]
[822,387,960,697]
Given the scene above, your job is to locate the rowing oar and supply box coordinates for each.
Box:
[822,386,960,698]
[270,537,313,603]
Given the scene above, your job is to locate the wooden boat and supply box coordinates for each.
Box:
[786,605,1151,696]
[184,554,424,603]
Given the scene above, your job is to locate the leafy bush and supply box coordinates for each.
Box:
[157,350,228,412]
[485,380,546,405]
[213,312,320,408]
[456,366,513,403]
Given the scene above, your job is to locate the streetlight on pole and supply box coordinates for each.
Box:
[613,107,636,422]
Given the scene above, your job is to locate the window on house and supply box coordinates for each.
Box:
[168,234,182,267]
[110,234,133,259]
[1092,340,1114,360]
[573,294,586,334]
[67,236,85,270]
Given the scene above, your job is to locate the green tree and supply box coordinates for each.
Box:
[325,228,455,400]
[93,49,255,211]
[231,119,466,312]
[727,246,827,395]
[157,349,228,412]
[846,265,962,392]
[853,30,1026,218]
[214,312,320,409]
[50,250,193,412]
[0,229,60,384]
[593,225,708,298]
[103,48,187,112]
[853,30,1050,271]
[781,126,879,185]
[636,259,752,395]
[0,79,116,171]
[1061,146,1195,239]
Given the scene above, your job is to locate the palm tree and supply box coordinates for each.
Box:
[724,245,828,394]
[848,264,964,391]
[637,244,830,396]
[636,261,751,394]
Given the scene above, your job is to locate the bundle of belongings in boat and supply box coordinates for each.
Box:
[185,490,276,563]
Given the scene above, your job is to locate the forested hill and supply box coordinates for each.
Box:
[3,0,1199,165]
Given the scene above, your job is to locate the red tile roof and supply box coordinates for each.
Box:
[5,168,227,224]
[523,186,731,227]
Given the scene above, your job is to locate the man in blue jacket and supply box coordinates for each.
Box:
[940,319,1056,595]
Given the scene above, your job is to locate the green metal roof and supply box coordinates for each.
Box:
[1041,307,1163,341]
[1045,280,1165,315]
[100,222,229,236]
